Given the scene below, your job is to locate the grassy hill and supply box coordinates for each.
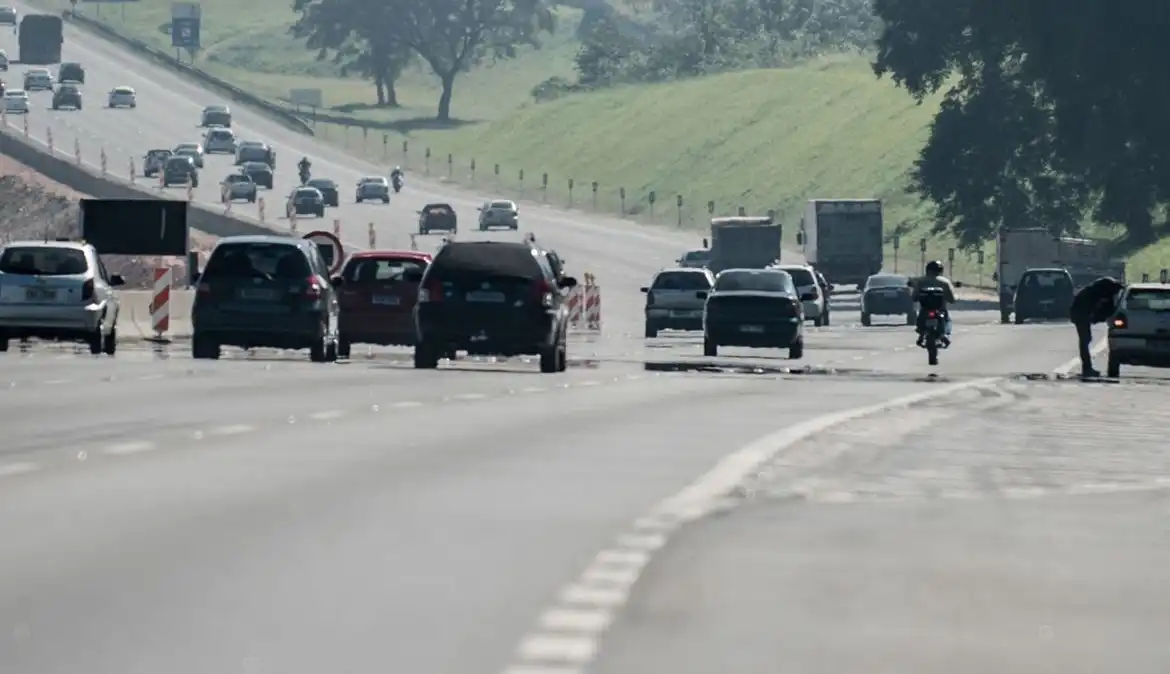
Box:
[32,0,1170,280]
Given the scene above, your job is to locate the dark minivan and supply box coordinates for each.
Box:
[191,236,340,361]
[412,240,577,372]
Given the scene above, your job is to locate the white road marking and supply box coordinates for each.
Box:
[391,401,423,409]
[42,378,72,385]
[559,585,629,608]
[521,387,545,393]
[538,608,612,633]
[502,667,581,674]
[103,441,156,455]
[1054,338,1108,375]
[208,424,254,436]
[454,393,486,400]
[516,635,597,663]
[0,462,38,477]
[308,410,346,421]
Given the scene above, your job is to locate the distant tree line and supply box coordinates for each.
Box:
[533,0,879,100]
[872,0,1170,249]
[291,0,554,120]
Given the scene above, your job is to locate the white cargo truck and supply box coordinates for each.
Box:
[796,199,883,288]
[995,227,1124,323]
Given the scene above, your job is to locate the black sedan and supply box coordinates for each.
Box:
[860,273,915,326]
[306,178,339,207]
[240,161,274,189]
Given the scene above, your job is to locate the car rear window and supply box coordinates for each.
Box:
[867,274,907,288]
[0,246,88,276]
[652,271,711,290]
[715,270,791,292]
[778,267,815,286]
[203,243,310,281]
[1021,271,1073,289]
[343,257,428,284]
[429,243,540,280]
[490,201,514,210]
[1127,288,1170,311]
[424,204,454,216]
[681,250,709,263]
[209,130,232,140]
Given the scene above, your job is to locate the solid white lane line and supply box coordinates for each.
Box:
[103,441,156,455]
[0,462,39,477]
[208,424,254,436]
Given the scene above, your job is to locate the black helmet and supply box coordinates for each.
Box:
[925,260,944,275]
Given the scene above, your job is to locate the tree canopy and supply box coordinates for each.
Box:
[873,0,1170,247]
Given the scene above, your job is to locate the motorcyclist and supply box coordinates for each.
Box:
[912,260,956,348]
[391,166,404,181]
[297,156,311,182]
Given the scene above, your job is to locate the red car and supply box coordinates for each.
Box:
[334,250,432,358]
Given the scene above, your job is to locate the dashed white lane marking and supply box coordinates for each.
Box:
[390,400,423,409]
[453,392,487,400]
[520,386,546,393]
[500,374,1004,673]
[308,409,346,421]
[208,424,254,436]
[42,378,72,385]
[0,462,39,477]
[103,441,156,456]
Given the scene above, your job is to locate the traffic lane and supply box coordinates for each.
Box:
[0,352,636,466]
[0,17,707,300]
[592,494,1170,674]
[590,379,1170,674]
[0,373,938,674]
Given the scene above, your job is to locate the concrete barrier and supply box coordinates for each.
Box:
[0,124,278,238]
[117,289,193,340]
[62,11,314,136]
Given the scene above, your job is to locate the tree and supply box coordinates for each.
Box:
[383,0,554,121]
[872,0,1170,245]
[291,0,413,107]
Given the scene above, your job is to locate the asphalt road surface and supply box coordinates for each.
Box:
[0,9,1165,674]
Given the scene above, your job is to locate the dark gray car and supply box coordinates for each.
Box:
[191,236,340,361]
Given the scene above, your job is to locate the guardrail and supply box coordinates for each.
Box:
[61,10,315,137]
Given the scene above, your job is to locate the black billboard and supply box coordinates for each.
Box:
[80,199,189,256]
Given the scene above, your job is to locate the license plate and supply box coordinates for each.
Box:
[670,310,695,318]
[466,290,505,302]
[371,295,400,305]
[924,319,939,329]
[739,325,764,333]
[25,288,55,301]
[239,288,277,300]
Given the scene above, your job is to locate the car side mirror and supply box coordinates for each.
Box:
[559,276,578,289]
[800,292,815,301]
[695,291,708,299]
[109,274,125,287]
[330,276,343,287]
[402,270,424,283]
[954,280,964,288]
[640,286,649,293]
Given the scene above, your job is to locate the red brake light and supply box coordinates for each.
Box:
[80,278,94,301]
[1112,313,1127,329]
[927,310,939,318]
[305,275,324,299]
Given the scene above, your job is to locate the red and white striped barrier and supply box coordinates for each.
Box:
[258,197,266,222]
[333,218,341,237]
[567,273,602,332]
[100,148,108,175]
[74,138,81,164]
[150,267,172,337]
[368,222,376,247]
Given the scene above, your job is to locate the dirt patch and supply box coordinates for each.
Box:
[0,155,217,288]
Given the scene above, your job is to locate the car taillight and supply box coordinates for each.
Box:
[533,279,554,307]
[304,275,324,299]
[1112,313,1127,329]
[646,291,655,306]
[927,310,939,318]
[418,279,442,303]
[80,278,94,301]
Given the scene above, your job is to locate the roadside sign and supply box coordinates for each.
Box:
[303,230,343,274]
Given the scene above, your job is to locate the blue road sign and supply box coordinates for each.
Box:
[171,17,199,48]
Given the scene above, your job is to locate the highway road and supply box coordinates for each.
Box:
[0,8,1166,674]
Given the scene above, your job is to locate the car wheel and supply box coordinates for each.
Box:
[813,315,823,327]
[644,323,657,339]
[1015,313,1025,325]
[381,197,389,203]
[130,103,136,108]
[0,336,8,352]
[356,197,363,204]
[413,340,439,369]
[861,312,871,326]
[788,338,804,360]
[822,311,830,326]
[556,341,568,372]
[338,338,352,359]
[192,334,220,359]
[102,327,117,355]
[87,327,102,355]
[905,311,916,326]
[309,329,330,362]
[703,337,717,357]
[539,343,559,373]
[325,339,338,362]
[1107,353,1121,378]
[1000,310,1011,323]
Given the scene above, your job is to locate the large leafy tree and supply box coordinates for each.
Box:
[872,0,1170,245]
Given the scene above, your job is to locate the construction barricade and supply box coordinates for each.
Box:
[150,267,172,338]
[567,272,601,332]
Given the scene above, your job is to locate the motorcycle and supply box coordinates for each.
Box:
[392,174,403,193]
[916,287,949,366]
[298,165,311,185]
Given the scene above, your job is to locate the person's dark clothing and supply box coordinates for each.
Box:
[1069,276,1124,376]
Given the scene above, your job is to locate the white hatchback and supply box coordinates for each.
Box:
[772,264,828,326]
[3,89,28,113]
[1106,282,1170,377]
[204,127,236,154]
[107,85,136,108]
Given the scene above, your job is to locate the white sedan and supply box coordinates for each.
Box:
[4,89,29,113]
[107,85,136,108]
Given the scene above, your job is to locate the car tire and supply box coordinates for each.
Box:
[556,341,568,372]
[0,336,8,352]
[861,312,871,326]
[703,338,717,357]
[822,311,830,326]
[1000,310,1011,323]
[338,338,352,359]
[381,197,389,203]
[309,330,330,363]
[539,343,559,373]
[644,323,657,339]
[192,334,220,360]
[905,311,916,325]
[813,315,823,327]
[325,339,338,362]
[102,327,117,355]
[789,338,804,360]
[1015,312,1025,324]
[413,340,439,369]
[1107,354,1121,378]
[356,197,363,204]
[130,103,136,108]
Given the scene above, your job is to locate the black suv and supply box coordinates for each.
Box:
[191,236,340,361]
[411,240,577,372]
[162,156,198,187]
[418,203,457,235]
[51,84,81,110]
[58,62,84,84]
